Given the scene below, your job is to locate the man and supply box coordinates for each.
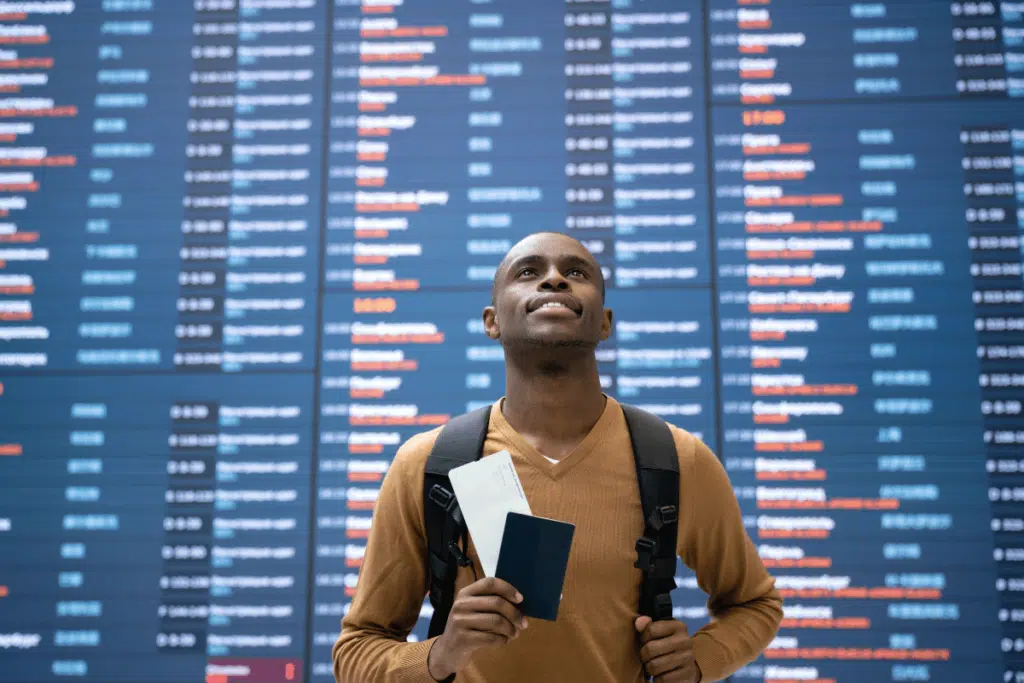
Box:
[333,232,783,683]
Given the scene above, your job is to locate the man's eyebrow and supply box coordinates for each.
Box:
[505,252,597,275]
[562,254,596,271]
[504,253,544,275]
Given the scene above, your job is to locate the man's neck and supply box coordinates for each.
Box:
[500,349,607,451]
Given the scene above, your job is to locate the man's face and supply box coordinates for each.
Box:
[483,233,612,350]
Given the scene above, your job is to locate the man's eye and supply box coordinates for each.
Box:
[568,268,585,277]
[517,268,535,277]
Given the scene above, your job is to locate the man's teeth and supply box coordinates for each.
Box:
[540,302,569,310]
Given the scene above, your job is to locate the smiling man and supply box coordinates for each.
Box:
[333,232,783,683]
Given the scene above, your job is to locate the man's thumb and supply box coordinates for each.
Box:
[635,616,652,632]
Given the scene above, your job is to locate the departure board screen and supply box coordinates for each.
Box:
[0,1,1021,682]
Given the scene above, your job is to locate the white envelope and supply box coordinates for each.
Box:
[448,450,532,578]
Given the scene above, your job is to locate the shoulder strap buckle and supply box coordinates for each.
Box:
[428,483,456,512]
[634,536,676,577]
[648,504,677,531]
[447,540,472,568]
[634,536,657,571]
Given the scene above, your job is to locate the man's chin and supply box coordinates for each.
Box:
[506,335,597,351]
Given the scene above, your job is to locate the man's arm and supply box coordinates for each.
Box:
[332,433,441,683]
[677,437,784,682]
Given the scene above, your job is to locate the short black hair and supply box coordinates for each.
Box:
[490,231,606,305]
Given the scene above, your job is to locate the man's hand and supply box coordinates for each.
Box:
[427,577,528,681]
[634,616,701,683]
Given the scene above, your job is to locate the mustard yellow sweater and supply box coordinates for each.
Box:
[333,396,783,683]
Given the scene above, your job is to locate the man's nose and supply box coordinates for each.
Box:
[539,268,569,290]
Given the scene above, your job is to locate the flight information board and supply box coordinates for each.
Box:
[0,1,1020,682]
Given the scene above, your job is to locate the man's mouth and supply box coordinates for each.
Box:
[528,295,582,316]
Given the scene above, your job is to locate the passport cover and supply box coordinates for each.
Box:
[494,511,575,621]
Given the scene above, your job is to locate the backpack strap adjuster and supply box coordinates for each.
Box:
[448,540,472,568]
[429,483,455,511]
[634,536,676,577]
[648,504,677,531]
[634,536,657,571]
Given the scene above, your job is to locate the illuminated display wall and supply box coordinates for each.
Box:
[0,1,1021,682]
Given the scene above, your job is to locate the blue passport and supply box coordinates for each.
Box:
[494,511,575,621]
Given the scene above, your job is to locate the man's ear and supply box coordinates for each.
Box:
[600,307,613,341]
[483,306,500,340]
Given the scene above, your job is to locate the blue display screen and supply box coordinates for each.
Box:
[0,1,1021,682]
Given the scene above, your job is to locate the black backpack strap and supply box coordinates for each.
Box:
[423,405,491,640]
[621,404,680,622]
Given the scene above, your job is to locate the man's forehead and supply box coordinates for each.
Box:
[491,231,606,303]
[504,233,594,264]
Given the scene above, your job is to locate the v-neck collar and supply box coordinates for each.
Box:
[490,394,619,480]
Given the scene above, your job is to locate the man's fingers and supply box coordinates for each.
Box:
[639,633,684,663]
[472,595,528,629]
[466,628,514,648]
[634,622,695,682]
[645,651,689,677]
[457,611,519,640]
[493,595,527,629]
[458,597,525,630]
[640,619,688,643]
[462,577,523,604]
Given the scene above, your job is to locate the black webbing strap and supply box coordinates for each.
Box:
[423,405,491,640]
[621,404,680,622]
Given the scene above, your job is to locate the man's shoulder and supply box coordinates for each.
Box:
[656,419,731,497]
[646,414,715,473]
[630,409,704,456]
[390,425,444,474]
[612,399,711,470]
[390,403,498,475]
[623,404,701,453]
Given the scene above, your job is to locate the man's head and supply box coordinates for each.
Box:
[483,232,612,352]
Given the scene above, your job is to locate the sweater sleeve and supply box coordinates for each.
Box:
[332,433,443,683]
[677,437,784,683]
